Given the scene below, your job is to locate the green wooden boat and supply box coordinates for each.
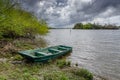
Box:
[18,45,72,62]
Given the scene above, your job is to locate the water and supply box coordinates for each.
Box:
[45,29,120,80]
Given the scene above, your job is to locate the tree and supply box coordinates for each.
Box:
[73,23,83,29]
[83,23,92,29]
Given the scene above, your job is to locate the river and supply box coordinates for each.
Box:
[44,29,120,80]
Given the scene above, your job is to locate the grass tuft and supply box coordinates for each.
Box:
[72,68,93,80]
[44,71,69,80]
[13,55,23,61]
[56,59,71,68]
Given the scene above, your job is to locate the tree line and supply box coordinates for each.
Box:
[73,23,120,29]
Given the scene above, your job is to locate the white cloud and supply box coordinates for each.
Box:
[46,7,54,14]
[81,0,92,3]
[91,15,120,26]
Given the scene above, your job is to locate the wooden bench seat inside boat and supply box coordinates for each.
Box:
[48,48,61,53]
[35,52,52,56]
[58,47,67,50]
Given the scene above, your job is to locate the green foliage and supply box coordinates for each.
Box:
[13,55,23,61]
[22,72,38,80]
[56,60,71,68]
[0,59,94,80]
[0,32,3,39]
[0,62,10,72]
[83,23,92,29]
[0,75,7,80]
[44,71,69,80]
[73,23,119,29]
[73,23,93,29]
[0,0,48,39]
[73,23,83,29]
[73,68,93,80]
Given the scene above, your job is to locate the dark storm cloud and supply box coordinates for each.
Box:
[85,0,120,14]
[19,0,120,27]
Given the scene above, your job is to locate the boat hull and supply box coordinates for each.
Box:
[18,45,72,62]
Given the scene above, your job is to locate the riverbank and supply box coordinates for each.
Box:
[0,38,105,80]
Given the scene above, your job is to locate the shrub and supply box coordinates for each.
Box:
[0,0,48,39]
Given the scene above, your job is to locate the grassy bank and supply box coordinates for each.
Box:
[0,59,93,80]
[0,38,95,80]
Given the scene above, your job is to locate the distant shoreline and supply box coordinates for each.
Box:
[73,23,120,30]
[49,28,119,30]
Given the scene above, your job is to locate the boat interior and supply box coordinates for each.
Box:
[34,45,69,57]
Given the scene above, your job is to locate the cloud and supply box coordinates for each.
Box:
[19,0,120,27]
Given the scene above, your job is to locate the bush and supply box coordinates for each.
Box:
[0,0,48,39]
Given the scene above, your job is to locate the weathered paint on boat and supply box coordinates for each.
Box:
[18,45,72,62]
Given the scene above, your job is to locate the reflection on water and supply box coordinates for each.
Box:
[45,29,120,80]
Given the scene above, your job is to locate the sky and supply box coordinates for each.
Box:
[19,0,120,28]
